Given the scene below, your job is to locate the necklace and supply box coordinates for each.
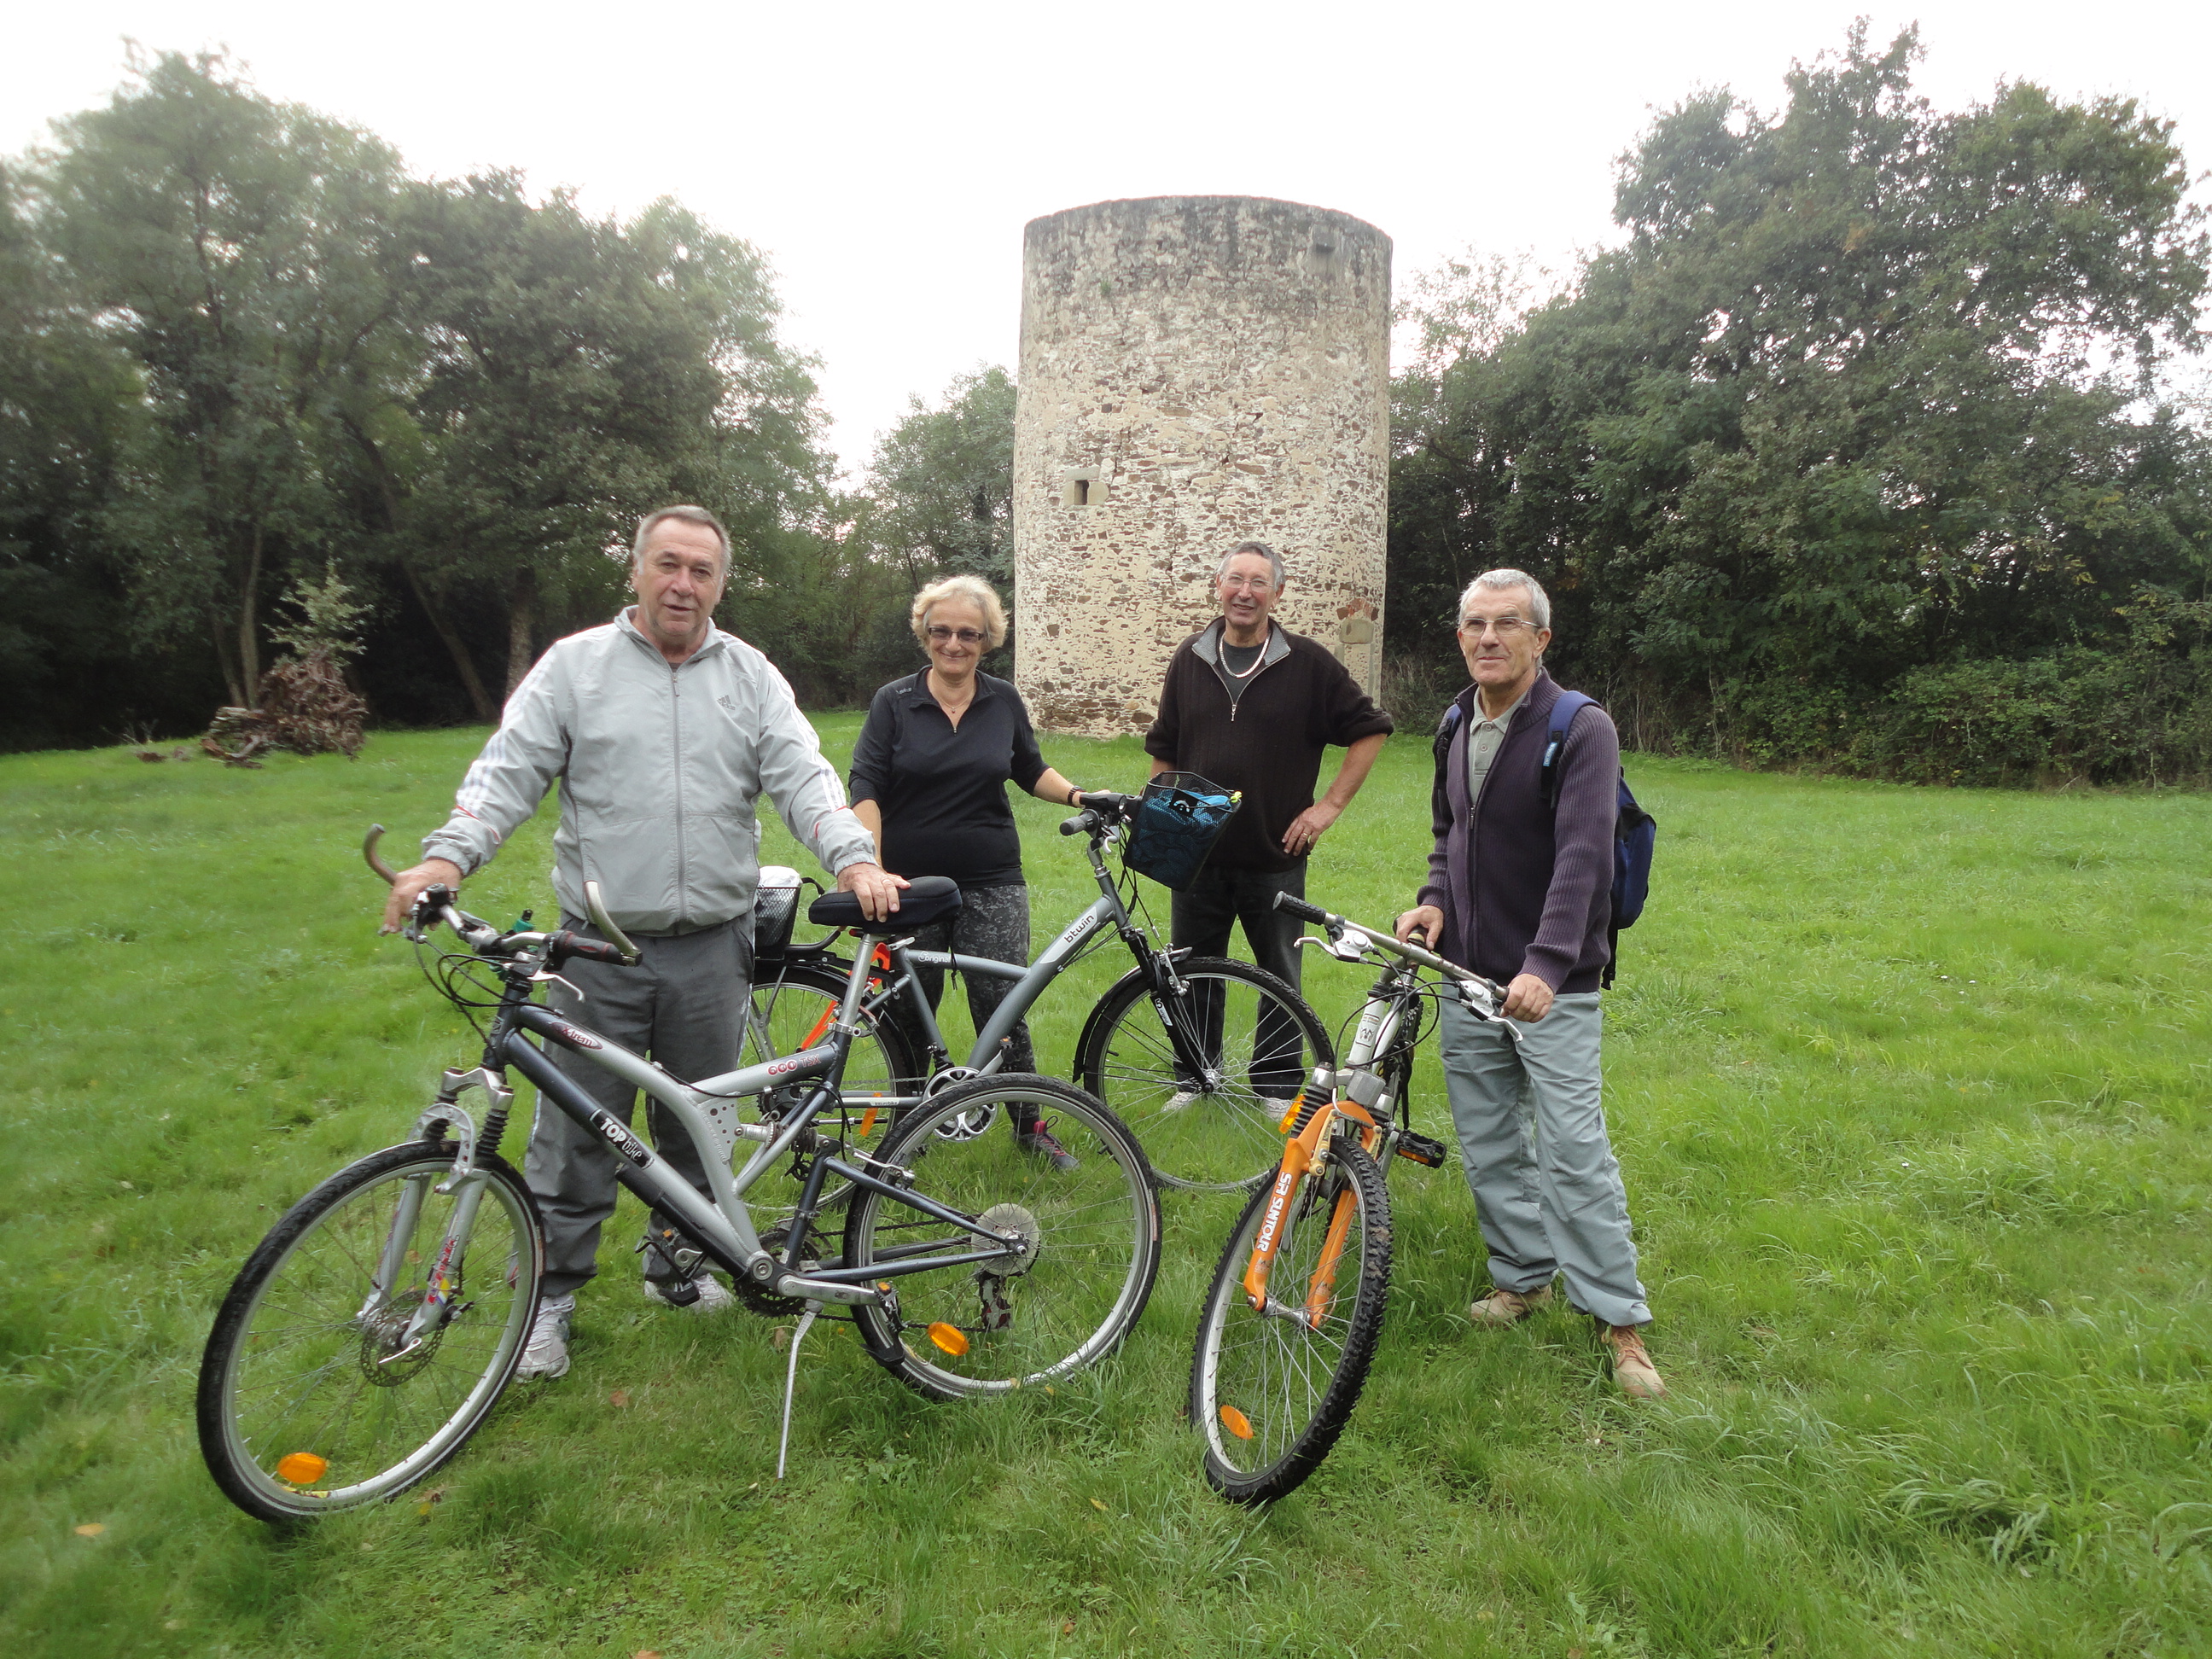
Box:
[1221,627,1270,679]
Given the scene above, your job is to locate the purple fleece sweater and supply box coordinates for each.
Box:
[1416,672,1618,994]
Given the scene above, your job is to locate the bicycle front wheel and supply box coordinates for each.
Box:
[845,1075,1161,1401]
[197,1142,544,1522]
[1077,958,1334,1193]
[1190,1139,1391,1505]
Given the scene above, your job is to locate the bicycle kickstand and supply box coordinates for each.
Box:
[776,1302,822,1481]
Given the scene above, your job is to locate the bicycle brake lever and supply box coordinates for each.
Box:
[530,969,583,1000]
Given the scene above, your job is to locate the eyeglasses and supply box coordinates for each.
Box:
[1459,615,1534,640]
[927,626,987,646]
[1220,574,1275,592]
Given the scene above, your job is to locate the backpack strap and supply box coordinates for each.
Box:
[1540,690,1594,810]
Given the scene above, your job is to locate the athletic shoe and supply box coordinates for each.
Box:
[1161,1090,1202,1112]
[517,1291,575,1380]
[643,1272,736,1313]
[1467,1284,1553,1325]
[1604,1324,1667,1399]
[1013,1121,1080,1172]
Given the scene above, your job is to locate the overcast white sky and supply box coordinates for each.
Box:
[8,3,2208,474]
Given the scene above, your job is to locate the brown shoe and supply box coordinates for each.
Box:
[1468,1284,1553,1325]
[1604,1324,1667,1399]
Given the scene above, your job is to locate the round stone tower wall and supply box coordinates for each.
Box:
[1013,196,1391,737]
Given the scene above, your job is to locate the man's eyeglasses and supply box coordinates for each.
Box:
[927,626,987,646]
[1459,615,1534,640]
[1220,574,1275,592]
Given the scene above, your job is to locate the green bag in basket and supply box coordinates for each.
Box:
[1123,771,1241,891]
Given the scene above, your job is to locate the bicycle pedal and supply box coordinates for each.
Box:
[1395,1131,1450,1168]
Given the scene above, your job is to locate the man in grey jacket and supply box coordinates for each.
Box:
[382,505,902,1380]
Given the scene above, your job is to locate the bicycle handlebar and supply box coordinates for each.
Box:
[1272,890,1507,1006]
[1057,790,1137,838]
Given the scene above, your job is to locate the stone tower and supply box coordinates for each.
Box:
[1012,196,1391,737]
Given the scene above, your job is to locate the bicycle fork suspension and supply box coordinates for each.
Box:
[1240,1101,1374,1325]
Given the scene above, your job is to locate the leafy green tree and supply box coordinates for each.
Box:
[374,175,835,706]
[33,49,410,709]
[1391,26,2212,775]
[857,365,1017,591]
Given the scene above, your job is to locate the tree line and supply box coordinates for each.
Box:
[6,32,2208,785]
[0,49,997,752]
[1389,27,2212,785]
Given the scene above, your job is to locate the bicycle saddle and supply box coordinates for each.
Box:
[806,874,963,934]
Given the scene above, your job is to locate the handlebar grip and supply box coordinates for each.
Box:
[551,931,631,967]
[1272,894,1331,925]
[1059,810,1098,837]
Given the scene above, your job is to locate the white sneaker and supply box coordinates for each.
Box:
[1162,1090,1203,1112]
[643,1273,736,1314]
[517,1291,575,1380]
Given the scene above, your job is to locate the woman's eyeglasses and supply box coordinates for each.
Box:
[927,626,987,646]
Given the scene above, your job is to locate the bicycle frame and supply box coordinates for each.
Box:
[1239,910,1505,1319]
[420,915,1037,1325]
[793,807,1216,1090]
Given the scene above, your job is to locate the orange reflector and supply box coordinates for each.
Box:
[859,1105,878,1138]
[1278,1095,1305,1134]
[276,1452,329,1485]
[1220,1406,1254,1441]
[927,1322,969,1356]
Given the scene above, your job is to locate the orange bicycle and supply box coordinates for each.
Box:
[1189,893,1510,1503]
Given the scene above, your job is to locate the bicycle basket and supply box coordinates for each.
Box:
[1122,772,1241,891]
[753,865,804,963]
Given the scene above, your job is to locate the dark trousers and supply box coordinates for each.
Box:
[1169,860,1307,1097]
[527,917,752,1298]
[903,883,1042,1130]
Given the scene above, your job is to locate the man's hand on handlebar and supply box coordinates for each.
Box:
[1502,973,1555,1022]
[836,860,908,923]
[1394,905,1443,950]
[382,858,464,934]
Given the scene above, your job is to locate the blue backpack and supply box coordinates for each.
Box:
[1435,690,1656,987]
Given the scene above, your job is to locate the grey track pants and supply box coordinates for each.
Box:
[1437,993,1650,1329]
[525,916,752,1299]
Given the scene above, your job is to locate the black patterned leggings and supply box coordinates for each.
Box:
[905,883,1042,1127]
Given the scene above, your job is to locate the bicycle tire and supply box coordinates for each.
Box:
[845,1074,1161,1401]
[1075,958,1334,1193]
[197,1141,544,1522]
[1190,1138,1391,1505]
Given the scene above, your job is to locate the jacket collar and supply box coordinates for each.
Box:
[616,607,727,666]
[1451,667,1558,729]
[1192,617,1292,670]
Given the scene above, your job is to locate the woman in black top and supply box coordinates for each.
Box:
[849,574,1089,1167]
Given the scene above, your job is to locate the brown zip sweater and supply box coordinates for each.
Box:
[1144,620,1395,875]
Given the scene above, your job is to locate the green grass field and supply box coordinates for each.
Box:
[3,721,2209,1657]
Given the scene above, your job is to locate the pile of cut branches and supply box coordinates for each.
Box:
[203,648,369,765]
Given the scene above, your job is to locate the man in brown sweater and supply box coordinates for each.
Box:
[1144,541,1394,1003]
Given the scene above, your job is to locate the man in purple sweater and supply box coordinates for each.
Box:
[1396,569,1663,1400]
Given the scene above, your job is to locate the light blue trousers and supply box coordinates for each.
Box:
[1437,993,1650,1328]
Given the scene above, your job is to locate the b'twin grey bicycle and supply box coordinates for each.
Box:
[195,831,1161,1522]
[742,791,1336,1195]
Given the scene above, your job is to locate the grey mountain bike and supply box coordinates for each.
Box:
[742,790,1336,1195]
[195,830,1161,1522]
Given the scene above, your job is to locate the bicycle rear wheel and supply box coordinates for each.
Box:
[197,1142,543,1521]
[845,1075,1161,1400]
[1077,958,1334,1193]
[1190,1139,1391,1505]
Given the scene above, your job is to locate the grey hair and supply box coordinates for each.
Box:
[632,505,731,574]
[1458,568,1551,632]
[910,573,1009,649]
[1215,540,1286,589]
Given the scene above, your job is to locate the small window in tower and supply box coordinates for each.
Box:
[1059,468,1106,508]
